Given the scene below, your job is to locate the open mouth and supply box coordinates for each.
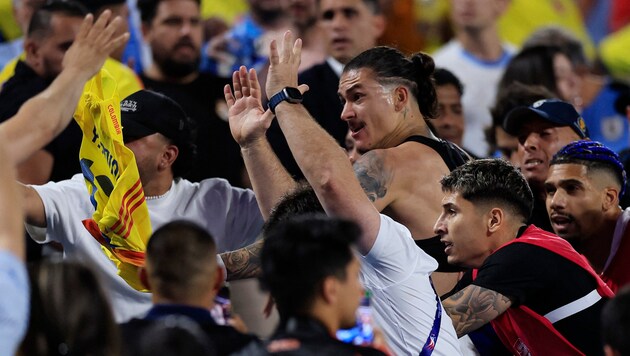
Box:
[550,213,572,230]
[523,158,544,170]
[442,241,453,255]
[349,122,365,136]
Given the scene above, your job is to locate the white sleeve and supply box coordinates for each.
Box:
[25,174,94,244]
[360,214,438,289]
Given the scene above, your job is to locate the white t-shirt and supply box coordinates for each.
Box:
[432,40,515,157]
[26,174,264,322]
[360,215,462,355]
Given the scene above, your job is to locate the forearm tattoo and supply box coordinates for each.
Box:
[354,152,393,202]
[221,239,263,281]
[443,285,512,337]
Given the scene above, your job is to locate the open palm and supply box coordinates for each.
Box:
[224,66,274,148]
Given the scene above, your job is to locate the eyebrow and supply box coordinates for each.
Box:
[338,83,364,98]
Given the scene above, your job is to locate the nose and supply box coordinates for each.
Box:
[330,11,349,30]
[549,189,566,210]
[433,214,447,236]
[522,133,539,152]
[340,102,354,121]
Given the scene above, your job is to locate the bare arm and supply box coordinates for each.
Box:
[353,150,395,211]
[219,239,263,281]
[224,67,297,219]
[0,11,129,165]
[442,284,513,337]
[267,32,381,255]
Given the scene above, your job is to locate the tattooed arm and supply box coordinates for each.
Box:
[442,284,513,337]
[353,150,395,211]
[220,239,264,281]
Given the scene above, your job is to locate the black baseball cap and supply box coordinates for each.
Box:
[503,99,589,139]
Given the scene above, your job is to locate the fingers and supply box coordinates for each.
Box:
[281,30,293,63]
[248,68,261,99]
[223,84,235,108]
[75,13,94,42]
[269,39,279,65]
[232,70,242,100]
[260,109,275,129]
[292,38,302,65]
[297,84,309,95]
[238,66,250,97]
[89,9,112,41]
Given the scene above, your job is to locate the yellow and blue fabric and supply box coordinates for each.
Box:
[74,69,151,292]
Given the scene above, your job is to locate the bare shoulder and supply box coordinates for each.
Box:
[394,141,451,177]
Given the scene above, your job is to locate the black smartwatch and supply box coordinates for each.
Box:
[268,87,303,114]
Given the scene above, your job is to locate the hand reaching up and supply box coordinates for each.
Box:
[62,10,130,81]
[224,66,274,148]
[265,31,303,99]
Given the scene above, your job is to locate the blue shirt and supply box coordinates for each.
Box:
[0,251,29,355]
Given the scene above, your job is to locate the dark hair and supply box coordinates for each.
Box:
[27,0,88,38]
[433,68,463,96]
[343,46,438,120]
[21,261,120,356]
[601,286,630,356]
[498,45,567,99]
[522,26,588,70]
[440,159,534,222]
[261,214,360,319]
[316,0,382,14]
[485,82,556,154]
[138,0,200,24]
[551,140,627,198]
[136,315,216,355]
[263,181,324,235]
[146,220,217,301]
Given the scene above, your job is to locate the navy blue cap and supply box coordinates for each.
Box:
[503,99,589,139]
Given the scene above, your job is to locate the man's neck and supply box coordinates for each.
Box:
[575,211,621,273]
[142,174,174,199]
[379,108,434,148]
[144,65,199,84]
[456,25,505,62]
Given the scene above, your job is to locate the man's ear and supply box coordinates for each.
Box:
[159,144,178,171]
[139,266,151,290]
[393,86,410,112]
[372,14,386,40]
[602,187,619,211]
[24,38,40,64]
[487,207,504,233]
[321,277,338,305]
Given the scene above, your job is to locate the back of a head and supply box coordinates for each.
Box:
[343,46,438,120]
[551,140,627,198]
[499,45,565,98]
[522,26,588,70]
[440,159,534,223]
[136,315,216,356]
[27,0,88,39]
[261,214,360,319]
[146,220,217,302]
[262,182,324,235]
[22,261,119,356]
[602,286,630,356]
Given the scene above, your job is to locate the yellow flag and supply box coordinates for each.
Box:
[74,69,152,292]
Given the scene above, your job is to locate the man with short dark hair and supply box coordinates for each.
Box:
[137,0,243,185]
[120,220,257,355]
[432,68,466,150]
[22,90,264,322]
[436,158,612,355]
[241,214,387,355]
[545,140,630,293]
[503,98,588,231]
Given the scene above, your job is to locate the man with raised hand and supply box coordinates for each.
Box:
[224,32,462,355]
[0,10,128,353]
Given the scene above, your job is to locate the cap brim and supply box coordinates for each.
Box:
[503,107,540,136]
[121,117,156,141]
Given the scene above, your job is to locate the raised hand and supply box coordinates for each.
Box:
[266,31,303,99]
[62,10,130,80]
[224,66,274,148]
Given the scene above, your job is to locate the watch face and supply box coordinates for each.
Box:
[284,87,303,102]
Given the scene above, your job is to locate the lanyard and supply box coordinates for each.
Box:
[419,277,441,356]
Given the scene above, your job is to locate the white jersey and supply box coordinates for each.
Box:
[26,174,264,322]
[360,215,462,355]
[432,40,515,157]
